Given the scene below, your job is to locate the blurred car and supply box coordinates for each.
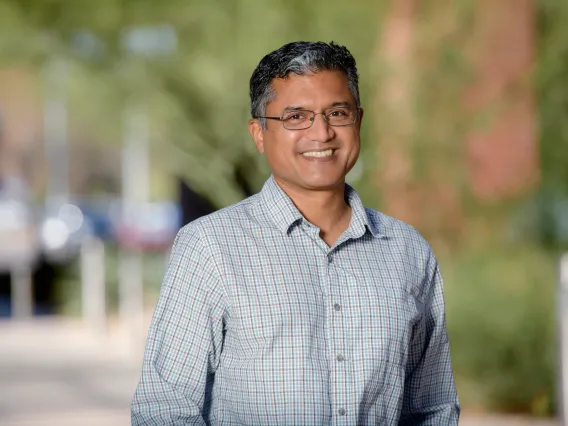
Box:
[38,201,93,264]
[110,200,181,251]
[75,197,116,241]
[39,196,181,261]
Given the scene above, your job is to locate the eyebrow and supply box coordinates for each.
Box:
[329,101,353,108]
[282,105,305,112]
[282,101,354,112]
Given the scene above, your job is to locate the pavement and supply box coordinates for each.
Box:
[0,318,141,426]
[0,317,560,426]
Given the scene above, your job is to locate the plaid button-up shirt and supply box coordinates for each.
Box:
[132,176,460,425]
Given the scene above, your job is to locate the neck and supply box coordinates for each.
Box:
[274,177,351,238]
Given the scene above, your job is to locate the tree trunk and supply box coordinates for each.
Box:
[375,0,538,244]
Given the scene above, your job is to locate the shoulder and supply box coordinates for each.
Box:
[364,207,438,288]
[165,197,260,289]
[365,208,440,301]
[365,208,432,254]
[174,193,261,247]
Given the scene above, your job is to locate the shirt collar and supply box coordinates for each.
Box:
[259,175,384,238]
[344,182,383,239]
[259,176,304,234]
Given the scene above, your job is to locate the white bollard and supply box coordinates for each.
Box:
[11,265,33,320]
[80,237,107,334]
[559,253,568,425]
[118,249,145,358]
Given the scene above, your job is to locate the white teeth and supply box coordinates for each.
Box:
[302,149,334,157]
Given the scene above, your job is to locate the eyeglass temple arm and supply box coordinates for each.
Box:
[254,116,282,121]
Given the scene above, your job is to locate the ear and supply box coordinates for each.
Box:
[357,108,364,129]
[248,119,265,153]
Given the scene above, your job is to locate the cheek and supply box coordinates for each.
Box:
[352,138,361,155]
[338,130,360,151]
[264,132,299,160]
[340,135,361,166]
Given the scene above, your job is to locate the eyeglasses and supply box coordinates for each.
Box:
[255,106,360,130]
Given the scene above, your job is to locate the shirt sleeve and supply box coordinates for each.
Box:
[131,224,227,426]
[399,257,460,425]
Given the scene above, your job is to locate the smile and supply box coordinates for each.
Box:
[301,149,336,158]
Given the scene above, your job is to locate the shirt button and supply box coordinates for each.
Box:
[327,254,333,263]
[333,303,341,311]
[337,354,345,362]
[338,408,346,416]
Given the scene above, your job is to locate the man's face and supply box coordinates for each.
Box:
[249,70,363,192]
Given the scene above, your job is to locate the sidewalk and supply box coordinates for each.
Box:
[460,416,558,426]
[0,318,140,426]
[0,318,560,426]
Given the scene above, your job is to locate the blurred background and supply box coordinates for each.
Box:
[0,0,567,425]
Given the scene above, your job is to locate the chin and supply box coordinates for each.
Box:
[301,175,345,190]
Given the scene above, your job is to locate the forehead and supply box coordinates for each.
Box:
[268,70,353,110]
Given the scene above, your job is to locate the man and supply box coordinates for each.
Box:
[132,41,460,425]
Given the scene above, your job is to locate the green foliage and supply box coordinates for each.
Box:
[538,0,568,190]
[507,0,568,251]
[527,0,568,249]
[444,245,556,415]
[0,0,386,207]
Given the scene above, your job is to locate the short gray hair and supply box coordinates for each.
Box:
[250,41,360,129]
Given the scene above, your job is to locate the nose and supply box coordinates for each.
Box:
[306,112,335,142]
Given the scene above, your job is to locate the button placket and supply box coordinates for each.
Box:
[327,251,351,423]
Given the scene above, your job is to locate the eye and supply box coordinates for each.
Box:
[327,108,348,117]
[283,111,308,122]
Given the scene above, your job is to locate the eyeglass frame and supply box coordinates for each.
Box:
[254,106,362,130]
